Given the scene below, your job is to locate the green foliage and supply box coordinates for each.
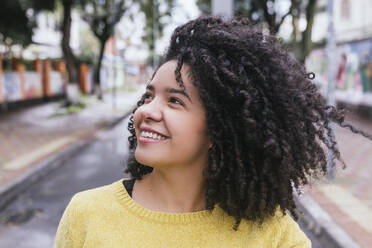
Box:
[196,0,211,15]
[79,0,130,86]
[76,28,100,65]
[0,1,35,46]
[80,0,129,42]
[196,0,318,63]
[20,59,34,71]
[2,60,12,71]
[197,0,292,33]
[67,104,84,114]
[0,0,59,47]
[137,0,175,65]
[51,98,87,117]
[26,0,56,12]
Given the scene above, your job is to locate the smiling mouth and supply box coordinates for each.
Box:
[139,131,167,143]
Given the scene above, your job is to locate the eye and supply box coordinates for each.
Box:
[169,97,183,106]
[143,93,153,103]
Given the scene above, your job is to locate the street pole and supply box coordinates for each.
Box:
[112,26,117,110]
[326,0,336,180]
[153,0,159,69]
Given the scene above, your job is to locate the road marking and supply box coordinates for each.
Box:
[318,184,372,234]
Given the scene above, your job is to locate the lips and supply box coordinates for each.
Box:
[137,126,169,145]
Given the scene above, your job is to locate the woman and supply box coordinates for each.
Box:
[54,16,371,247]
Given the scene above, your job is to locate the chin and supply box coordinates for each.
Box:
[134,150,160,168]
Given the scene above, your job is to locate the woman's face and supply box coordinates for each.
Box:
[133,60,210,170]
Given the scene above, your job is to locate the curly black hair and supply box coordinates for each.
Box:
[125,16,372,230]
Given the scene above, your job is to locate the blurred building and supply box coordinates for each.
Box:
[307,0,372,101]
[312,0,372,43]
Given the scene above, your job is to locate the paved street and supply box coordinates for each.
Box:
[0,88,145,190]
[0,0,371,247]
[302,112,372,247]
[0,116,326,248]
[0,116,131,248]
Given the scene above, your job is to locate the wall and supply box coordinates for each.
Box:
[0,59,66,103]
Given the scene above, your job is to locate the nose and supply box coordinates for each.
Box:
[138,98,162,122]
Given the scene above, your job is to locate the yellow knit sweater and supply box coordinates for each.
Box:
[54,179,311,248]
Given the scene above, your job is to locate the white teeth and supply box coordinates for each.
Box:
[140,131,165,140]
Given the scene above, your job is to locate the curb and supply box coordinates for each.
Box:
[0,112,131,211]
[295,193,361,248]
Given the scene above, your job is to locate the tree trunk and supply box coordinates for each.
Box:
[150,26,155,67]
[94,39,107,100]
[61,0,78,84]
[256,0,278,34]
[299,0,317,64]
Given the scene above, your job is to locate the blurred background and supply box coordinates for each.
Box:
[0,0,371,247]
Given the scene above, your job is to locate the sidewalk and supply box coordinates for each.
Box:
[297,112,372,248]
[0,85,145,209]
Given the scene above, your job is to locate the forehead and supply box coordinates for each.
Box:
[150,61,193,90]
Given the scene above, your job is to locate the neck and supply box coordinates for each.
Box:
[132,167,206,213]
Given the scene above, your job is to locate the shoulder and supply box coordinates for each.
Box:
[73,182,115,202]
[267,210,311,248]
[235,209,311,247]
[67,179,125,214]
[54,179,128,247]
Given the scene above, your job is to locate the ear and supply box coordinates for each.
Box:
[208,141,213,149]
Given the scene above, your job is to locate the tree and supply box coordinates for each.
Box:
[297,0,317,63]
[0,0,55,49]
[0,1,34,48]
[137,0,175,67]
[79,0,131,98]
[23,0,80,100]
[30,0,80,87]
[61,0,79,85]
[26,0,80,86]
[196,0,318,63]
[3,0,80,87]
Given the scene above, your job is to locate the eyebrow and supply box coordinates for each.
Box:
[146,84,192,102]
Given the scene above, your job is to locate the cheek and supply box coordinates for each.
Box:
[132,110,143,138]
[133,108,143,127]
[192,115,209,146]
[174,115,208,142]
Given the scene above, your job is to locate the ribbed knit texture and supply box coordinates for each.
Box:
[54,179,311,247]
